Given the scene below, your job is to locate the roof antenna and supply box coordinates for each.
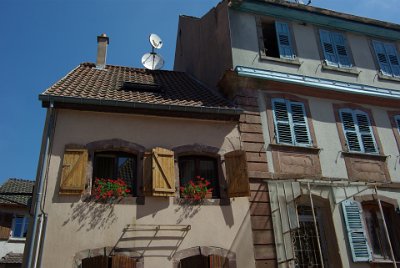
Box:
[141,34,165,70]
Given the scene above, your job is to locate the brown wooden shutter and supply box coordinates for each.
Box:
[225,150,250,197]
[111,255,136,268]
[142,151,153,196]
[59,148,88,195]
[151,147,176,197]
[81,256,109,268]
[209,255,229,268]
[0,226,10,240]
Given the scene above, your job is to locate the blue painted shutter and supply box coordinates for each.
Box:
[342,200,372,262]
[320,30,338,66]
[340,109,361,152]
[372,41,392,76]
[289,102,311,146]
[275,21,294,59]
[395,115,400,134]
[332,32,352,68]
[384,43,400,77]
[272,98,293,144]
[355,111,378,154]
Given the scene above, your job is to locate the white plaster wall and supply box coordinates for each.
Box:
[40,110,255,268]
[229,10,400,91]
[0,240,25,258]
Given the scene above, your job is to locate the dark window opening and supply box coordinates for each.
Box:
[262,21,280,58]
[180,255,229,268]
[178,156,219,198]
[93,151,137,196]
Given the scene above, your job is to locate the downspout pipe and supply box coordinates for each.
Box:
[25,102,55,268]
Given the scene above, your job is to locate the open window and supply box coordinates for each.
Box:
[258,18,296,60]
[92,151,137,196]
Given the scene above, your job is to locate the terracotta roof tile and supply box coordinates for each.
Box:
[0,252,23,264]
[0,178,34,207]
[40,63,236,110]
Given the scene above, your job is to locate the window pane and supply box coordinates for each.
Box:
[23,218,29,238]
[199,159,218,198]
[179,158,195,187]
[13,217,24,238]
[117,156,136,192]
[93,155,115,179]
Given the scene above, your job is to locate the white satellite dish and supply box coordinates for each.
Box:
[141,52,164,70]
[149,33,163,49]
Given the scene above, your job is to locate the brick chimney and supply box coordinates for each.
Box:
[96,33,109,69]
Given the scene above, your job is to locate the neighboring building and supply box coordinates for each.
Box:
[175,1,400,267]
[25,35,257,268]
[0,179,34,268]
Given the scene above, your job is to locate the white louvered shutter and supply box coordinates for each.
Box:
[384,43,400,77]
[332,32,352,68]
[355,111,378,154]
[275,21,294,59]
[272,98,293,144]
[340,109,361,152]
[290,101,311,146]
[342,200,372,262]
[372,41,393,76]
[320,30,338,66]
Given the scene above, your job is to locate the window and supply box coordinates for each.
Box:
[260,20,295,60]
[372,40,400,78]
[395,115,400,135]
[339,108,378,154]
[93,151,137,196]
[11,216,29,238]
[178,156,219,198]
[272,98,311,146]
[342,200,400,263]
[319,29,352,68]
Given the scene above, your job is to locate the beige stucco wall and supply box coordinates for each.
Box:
[40,109,255,268]
[230,10,400,91]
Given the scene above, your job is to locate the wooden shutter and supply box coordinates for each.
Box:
[152,147,176,197]
[384,43,400,77]
[275,21,294,59]
[372,41,393,76]
[0,226,10,240]
[59,148,88,195]
[142,151,153,196]
[209,255,229,268]
[340,109,361,152]
[320,30,338,66]
[111,255,136,268]
[225,150,250,198]
[332,32,352,68]
[272,98,293,144]
[354,111,378,154]
[290,101,311,146]
[342,200,372,262]
[81,256,109,268]
[0,214,12,240]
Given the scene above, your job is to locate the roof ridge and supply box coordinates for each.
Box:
[80,62,187,74]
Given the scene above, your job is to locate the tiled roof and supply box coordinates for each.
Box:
[39,63,237,112]
[0,178,34,207]
[0,252,23,264]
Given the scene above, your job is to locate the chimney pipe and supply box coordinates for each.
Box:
[96,33,109,69]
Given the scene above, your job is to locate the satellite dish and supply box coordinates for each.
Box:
[141,52,164,70]
[149,33,163,49]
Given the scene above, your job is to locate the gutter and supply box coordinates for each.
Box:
[235,66,400,100]
[38,94,243,116]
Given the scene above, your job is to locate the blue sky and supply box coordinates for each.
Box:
[0,0,399,184]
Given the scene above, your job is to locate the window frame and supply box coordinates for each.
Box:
[92,151,138,197]
[178,154,220,199]
[371,40,400,79]
[318,29,354,69]
[11,215,29,239]
[388,111,400,151]
[266,94,317,148]
[256,17,300,65]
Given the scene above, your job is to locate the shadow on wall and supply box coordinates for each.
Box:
[174,200,202,224]
[62,202,117,231]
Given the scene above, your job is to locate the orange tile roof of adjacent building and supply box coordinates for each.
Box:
[40,63,236,110]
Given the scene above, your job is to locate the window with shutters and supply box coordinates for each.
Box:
[179,156,220,198]
[272,98,312,147]
[389,112,400,151]
[93,151,137,196]
[372,40,400,78]
[319,29,353,68]
[257,18,297,61]
[338,108,378,154]
[11,215,29,238]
